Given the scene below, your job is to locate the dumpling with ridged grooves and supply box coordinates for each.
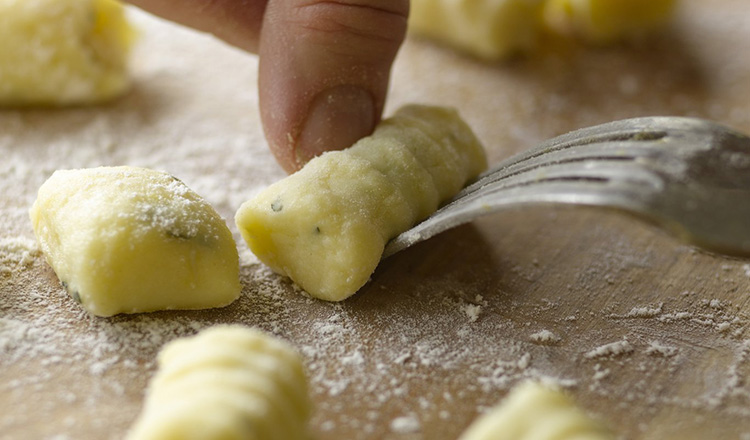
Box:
[235,104,487,302]
[126,326,311,440]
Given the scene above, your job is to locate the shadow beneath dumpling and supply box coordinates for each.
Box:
[354,222,507,307]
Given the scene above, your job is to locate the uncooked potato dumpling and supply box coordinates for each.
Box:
[126,326,311,440]
[30,166,240,317]
[543,0,677,43]
[236,105,487,302]
[408,0,677,59]
[409,0,547,60]
[0,0,134,106]
[459,381,614,440]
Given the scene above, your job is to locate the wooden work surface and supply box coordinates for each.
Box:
[2,1,750,438]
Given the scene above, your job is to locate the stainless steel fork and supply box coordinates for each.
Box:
[383,117,750,258]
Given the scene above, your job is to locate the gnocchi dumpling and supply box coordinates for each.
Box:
[408,0,677,59]
[235,105,487,302]
[459,381,614,440]
[126,326,311,440]
[0,0,134,106]
[409,0,546,60]
[30,166,240,317]
[543,0,677,43]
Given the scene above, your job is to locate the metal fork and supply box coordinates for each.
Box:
[383,117,750,258]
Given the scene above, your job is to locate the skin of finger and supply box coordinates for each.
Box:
[125,0,268,52]
[258,0,409,173]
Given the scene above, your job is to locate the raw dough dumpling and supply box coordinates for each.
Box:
[543,0,677,43]
[126,325,311,440]
[0,0,134,106]
[235,105,487,302]
[409,0,546,60]
[30,166,240,317]
[408,0,676,59]
[459,381,614,440]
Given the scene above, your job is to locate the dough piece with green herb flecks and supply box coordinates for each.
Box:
[459,381,614,440]
[235,105,487,302]
[29,166,240,317]
[0,0,134,106]
[126,325,311,440]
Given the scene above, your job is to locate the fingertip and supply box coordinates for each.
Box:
[294,85,376,167]
[258,0,407,173]
[264,87,376,173]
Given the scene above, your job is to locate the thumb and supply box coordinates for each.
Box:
[258,0,409,173]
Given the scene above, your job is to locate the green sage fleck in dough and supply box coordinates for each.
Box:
[30,166,240,317]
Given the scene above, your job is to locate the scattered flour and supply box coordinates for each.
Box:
[645,341,679,358]
[584,339,634,359]
[390,415,421,434]
[463,304,482,322]
[608,303,664,319]
[2,3,750,440]
[0,237,40,276]
[530,330,561,344]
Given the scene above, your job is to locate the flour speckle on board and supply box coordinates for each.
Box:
[645,341,679,357]
[608,303,664,319]
[390,415,421,434]
[530,329,561,344]
[0,237,39,275]
[584,339,634,359]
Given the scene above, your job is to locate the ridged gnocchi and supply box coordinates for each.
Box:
[30,166,240,317]
[126,326,311,440]
[235,105,487,301]
[0,0,134,106]
[459,381,614,440]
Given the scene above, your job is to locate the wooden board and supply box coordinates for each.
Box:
[2,1,750,438]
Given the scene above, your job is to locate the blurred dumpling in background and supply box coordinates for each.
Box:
[408,0,678,60]
[0,0,135,106]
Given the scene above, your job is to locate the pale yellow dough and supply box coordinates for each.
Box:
[409,0,547,60]
[29,166,240,317]
[459,381,614,440]
[408,0,677,59]
[543,0,678,43]
[235,105,487,302]
[126,326,311,440]
[0,0,134,106]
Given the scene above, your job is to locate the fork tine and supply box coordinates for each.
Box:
[384,116,750,258]
[474,160,664,194]
[382,159,664,258]
[463,141,662,193]
[464,117,719,195]
[519,116,720,159]
[382,175,650,258]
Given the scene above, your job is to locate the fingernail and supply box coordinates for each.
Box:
[296,85,376,167]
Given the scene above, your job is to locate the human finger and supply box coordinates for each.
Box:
[257,0,409,172]
[125,0,267,52]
